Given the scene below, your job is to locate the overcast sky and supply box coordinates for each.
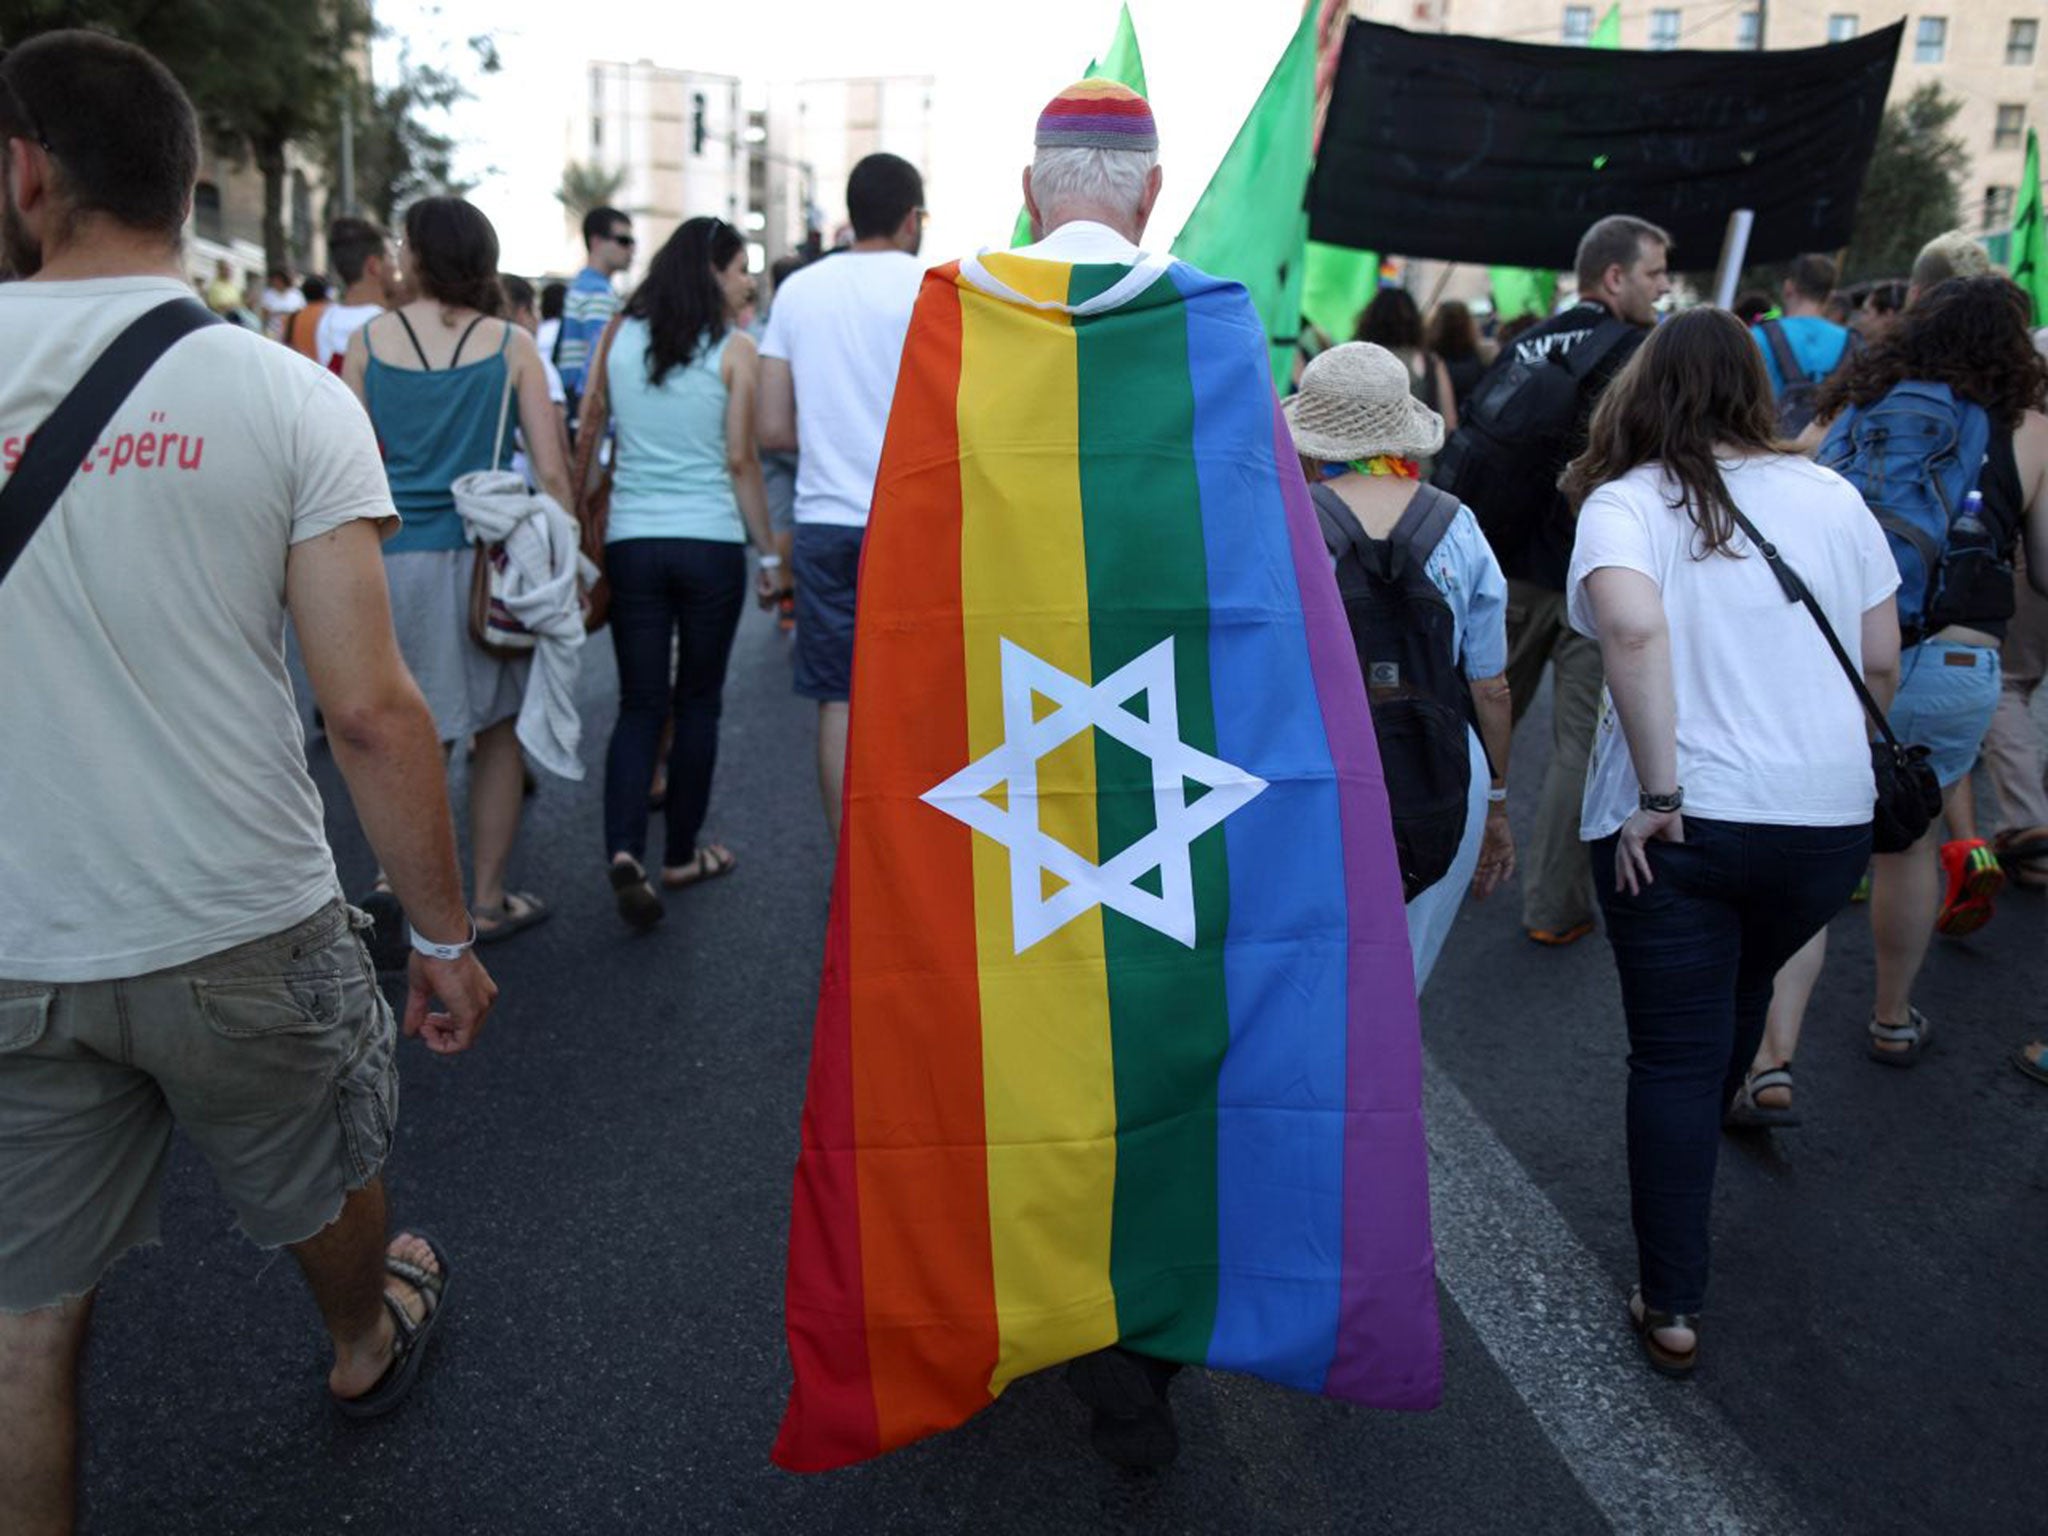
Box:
[377,0,1307,274]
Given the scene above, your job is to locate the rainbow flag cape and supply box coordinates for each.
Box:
[774,248,1441,1472]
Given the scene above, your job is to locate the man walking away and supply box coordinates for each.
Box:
[1433,213,1671,946]
[0,35,495,1535]
[1753,253,1852,436]
[317,214,404,373]
[757,154,927,843]
[556,204,634,433]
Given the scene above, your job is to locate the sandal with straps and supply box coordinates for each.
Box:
[1628,1290,1700,1378]
[1724,1065,1799,1130]
[334,1231,452,1420]
[1868,1007,1934,1068]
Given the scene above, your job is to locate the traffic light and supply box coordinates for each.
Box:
[692,93,706,155]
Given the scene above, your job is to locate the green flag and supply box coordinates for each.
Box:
[1489,266,1557,323]
[1488,6,1618,323]
[1171,2,1322,385]
[1302,240,1378,343]
[2012,128,2046,328]
[1011,4,1150,247]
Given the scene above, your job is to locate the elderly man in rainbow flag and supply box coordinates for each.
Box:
[775,79,1441,1474]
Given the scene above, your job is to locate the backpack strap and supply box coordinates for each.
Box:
[1310,480,1367,558]
[1388,483,1462,573]
[1560,316,1637,383]
[0,297,221,593]
[1758,318,1807,387]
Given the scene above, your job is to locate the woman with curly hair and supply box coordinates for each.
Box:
[1562,307,1903,1373]
[343,197,574,947]
[1790,276,2048,1078]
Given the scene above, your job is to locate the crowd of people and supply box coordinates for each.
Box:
[2,27,2046,1527]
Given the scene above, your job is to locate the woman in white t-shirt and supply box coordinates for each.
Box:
[1560,307,1901,1378]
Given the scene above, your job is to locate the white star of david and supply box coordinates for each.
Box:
[921,637,1268,954]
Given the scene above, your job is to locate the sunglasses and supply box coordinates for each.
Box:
[609,231,636,249]
[0,53,53,153]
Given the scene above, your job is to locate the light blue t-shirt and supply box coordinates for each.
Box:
[1424,504,1511,680]
[1751,316,1851,397]
[605,319,743,545]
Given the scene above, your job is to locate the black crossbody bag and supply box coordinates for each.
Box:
[1725,502,1941,853]
[0,297,220,591]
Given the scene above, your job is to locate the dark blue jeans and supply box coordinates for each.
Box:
[603,537,747,867]
[1590,816,1870,1315]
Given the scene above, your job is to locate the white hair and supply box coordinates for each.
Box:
[1027,145,1158,223]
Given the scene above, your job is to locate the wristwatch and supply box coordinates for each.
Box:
[1638,787,1684,814]
[408,919,477,961]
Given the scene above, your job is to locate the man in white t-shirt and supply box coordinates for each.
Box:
[759,152,927,839]
[258,265,305,339]
[316,214,405,373]
[0,34,495,1525]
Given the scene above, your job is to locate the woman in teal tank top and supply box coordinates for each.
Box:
[576,217,785,929]
[342,196,574,945]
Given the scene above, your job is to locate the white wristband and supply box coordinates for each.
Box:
[1486,788,1508,803]
[409,919,476,961]
[758,554,784,569]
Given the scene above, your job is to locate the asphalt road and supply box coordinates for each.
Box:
[76,600,2046,1535]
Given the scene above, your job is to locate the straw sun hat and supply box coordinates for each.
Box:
[1283,342,1445,464]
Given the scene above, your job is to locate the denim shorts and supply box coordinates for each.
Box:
[0,901,398,1312]
[791,522,866,703]
[1889,640,2002,788]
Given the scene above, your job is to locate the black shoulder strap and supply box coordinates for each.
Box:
[1388,483,1462,570]
[449,314,487,368]
[1561,316,1636,382]
[394,310,433,369]
[1724,500,1899,747]
[0,296,220,592]
[1758,319,1806,385]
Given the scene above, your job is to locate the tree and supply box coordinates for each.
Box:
[0,0,371,272]
[557,161,627,222]
[1842,83,1968,284]
[336,34,500,227]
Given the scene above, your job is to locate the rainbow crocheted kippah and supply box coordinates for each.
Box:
[1034,78,1158,153]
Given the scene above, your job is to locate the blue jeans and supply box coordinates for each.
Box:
[603,538,747,866]
[1590,816,1870,1314]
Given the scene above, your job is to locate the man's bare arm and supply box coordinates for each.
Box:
[287,519,494,1052]
[757,356,798,453]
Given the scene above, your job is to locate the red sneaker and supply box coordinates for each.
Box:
[1935,838,2004,938]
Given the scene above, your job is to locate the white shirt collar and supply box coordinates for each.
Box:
[1012,219,1145,265]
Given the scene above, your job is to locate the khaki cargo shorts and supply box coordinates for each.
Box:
[0,900,398,1313]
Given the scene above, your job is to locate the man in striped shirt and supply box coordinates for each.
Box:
[556,204,634,433]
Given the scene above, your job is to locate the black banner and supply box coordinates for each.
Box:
[1307,21,1902,270]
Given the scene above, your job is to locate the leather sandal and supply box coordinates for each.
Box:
[1628,1290,1699,1378]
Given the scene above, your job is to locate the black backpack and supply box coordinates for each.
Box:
[1431,316,1634,580]
[1312,481,1474,904]
[1758,319,1859,438]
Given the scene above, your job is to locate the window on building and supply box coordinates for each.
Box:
[2010,18,2040,65]
[1915,17,1946,63]
[1736,9,1761,49]
[1562,5,1593,44]
[192,181,222,243]
[1984,185,2016,231]
[1650,9,1681,49]
[1995,104,2026,150]
[1827,13,1859,42]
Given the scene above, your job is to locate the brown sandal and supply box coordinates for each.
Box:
[662,844,736,889]
[1629,1290,1699,1377]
